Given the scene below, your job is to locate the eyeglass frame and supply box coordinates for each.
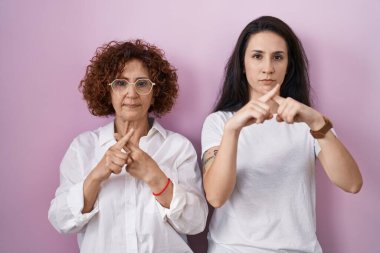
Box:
[108,78,156,95]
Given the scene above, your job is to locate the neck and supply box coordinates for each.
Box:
[114,116,150,138]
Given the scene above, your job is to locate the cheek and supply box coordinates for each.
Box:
[111,93,122,110]
[144,96,153,108]
[245,61,260,74]
[245,65,259,82]
[277,62,288,78]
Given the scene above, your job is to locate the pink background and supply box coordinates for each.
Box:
[1,0,379,252]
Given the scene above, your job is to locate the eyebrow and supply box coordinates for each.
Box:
[116,76,149,81]
[251,50,286,54]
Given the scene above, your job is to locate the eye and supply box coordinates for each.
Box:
[135,80,149,88]
[114,79,127,87]
[273,54,284,61]
[252,54,262,60]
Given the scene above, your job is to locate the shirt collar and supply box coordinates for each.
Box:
[99,121,116,146]
[98,118,168,146]
[149,118,167,139]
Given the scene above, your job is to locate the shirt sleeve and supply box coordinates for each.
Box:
[201,112,227,158]
[48,138,99,234]
[154,138,208,235]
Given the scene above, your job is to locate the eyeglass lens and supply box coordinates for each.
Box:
[112,79,153,95]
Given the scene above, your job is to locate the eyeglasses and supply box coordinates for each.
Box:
[108,79,156,95]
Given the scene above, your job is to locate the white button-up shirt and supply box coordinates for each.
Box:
[48,120,208,253]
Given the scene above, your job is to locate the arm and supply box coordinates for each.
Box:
[126,139,208,234]
[83,129,134,212]
[48,141,99,234]
[203,85,280,208]
[164,140,208,234]
[313,117,363,193]
[274,96,363,193]
[203,125,240,208]
[48,130,134,233]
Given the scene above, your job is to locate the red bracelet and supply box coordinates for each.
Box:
[152,178,171,197]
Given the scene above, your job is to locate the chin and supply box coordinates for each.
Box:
[118,112,147,122]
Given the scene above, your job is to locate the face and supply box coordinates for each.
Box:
[244,31,288,99]
[111,59,153,123]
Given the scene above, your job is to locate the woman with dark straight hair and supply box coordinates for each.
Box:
[202,16,362,252]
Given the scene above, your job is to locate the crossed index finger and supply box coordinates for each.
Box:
[273,95,285,105]
[113,128,135,150]
[258,84,280,103]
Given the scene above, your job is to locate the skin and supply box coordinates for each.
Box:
[203,31,362,208]
[82,59,173,213]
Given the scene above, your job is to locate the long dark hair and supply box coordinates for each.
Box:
[214,16,311,112]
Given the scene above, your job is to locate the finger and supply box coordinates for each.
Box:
[114,133,121,142]
[251,100,270,111]
[280,104,296,123]
[109,164,123,174]
[286,107,299,123]
[112,150,130,160]
[249,102,268,116]
[249,110,267,124]
[113,134,131,153]
[258,84,280,102]
[113,128,135,150]
[276,114,284,122]
[277,98,289,115]
[126,142,139,152]
[127,157,133,164]
[111,156,127,167]
[273,95,285,105]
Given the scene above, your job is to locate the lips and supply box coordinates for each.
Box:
[260,79,275,85]
[122,104,141,108]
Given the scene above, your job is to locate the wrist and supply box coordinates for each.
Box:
[309,115,333,139]
[307,113,325,130]
[85,170,103,187]
[224,121,241,136]
[144,162,165,187]
[88,167,108,184]
[147,172,168,193]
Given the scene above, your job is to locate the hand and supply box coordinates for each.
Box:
[89,129,134,183]
[225,84,280,132]
[114,133,166,186]
[273,95,325,129]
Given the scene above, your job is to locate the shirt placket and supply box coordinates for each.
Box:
[125,171,138,252]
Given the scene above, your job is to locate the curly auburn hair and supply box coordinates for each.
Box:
[79,39,178,117]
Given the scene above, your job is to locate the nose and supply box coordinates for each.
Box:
[125,83,138,97]
[262,58,275,74]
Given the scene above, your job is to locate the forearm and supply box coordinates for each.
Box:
[318,131,363,193]
[49,180,99,233]
[147,172,173,208]
[154,181,207,235]
[82,171,102,213]
[204,127,240,208]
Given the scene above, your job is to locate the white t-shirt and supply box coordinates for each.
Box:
[202,111,323,253]
[49,119,208,253]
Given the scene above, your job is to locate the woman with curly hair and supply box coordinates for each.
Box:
[48,39,208,253]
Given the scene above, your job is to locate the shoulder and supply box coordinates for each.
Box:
[164,129,195,151]
[203,111,233,126]
[69,122,112,151]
